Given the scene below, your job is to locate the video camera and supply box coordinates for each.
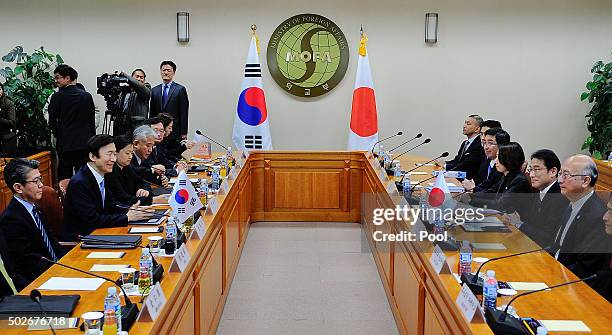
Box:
[97,72,133,134]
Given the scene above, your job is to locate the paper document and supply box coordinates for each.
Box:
[38,277,105,291]
[507,282,549,291]
[86,251,125,259]
[89,264,130,272]
[471,243,507,250]
[539,320,591,332]
[129,227,162,234]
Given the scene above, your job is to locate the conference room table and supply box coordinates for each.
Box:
[3,151,611,334]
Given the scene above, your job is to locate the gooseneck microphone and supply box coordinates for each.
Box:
[196,130,229,150]
[460,246,555,294]
[394,138,431,160]
[485,272,608,335]
[370,131,403,155]
[40,257,139,331]
[30,290,57,335]
[388,133,423,152]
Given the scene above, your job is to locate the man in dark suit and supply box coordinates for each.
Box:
[0,158,62,291]
[594,194,612,302]
[63,135,153,239]
[150,60,189,141]
[462,127,510,192]
[144,117,176,171]
[507,149,569,247]
[48,64,96,180]
[131,125,169,187]
[437,114,486,180]
[553,155,608,280]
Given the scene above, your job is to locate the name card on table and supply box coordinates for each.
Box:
[429,245,451,274]
[218,180,230,195]
[138,283,167,322]
[456,283,485,323]
[189,217,206,240]
[386,181,399,195]
[169,244,191,273]
[205,197,220,215]
[228,168,238,180]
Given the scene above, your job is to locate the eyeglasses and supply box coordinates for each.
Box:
[23,177,44,185]
[482,141,497,147]
[557,171,589,180]
[526,166,546,174]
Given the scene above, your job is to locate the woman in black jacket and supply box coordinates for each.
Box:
[105,135,165,206]
[470,142,532,216]
[0,83,17,156]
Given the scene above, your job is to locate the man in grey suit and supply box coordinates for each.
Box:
[150,61,189,141]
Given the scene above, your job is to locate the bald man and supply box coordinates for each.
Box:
[553,155,607,279]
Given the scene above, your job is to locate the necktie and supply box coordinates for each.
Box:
[32,206,58,262]
[99,180,105,208]
[162,84,169,107]
[460,140,469,158]
[553,204,573,258]
[487,163,493,178]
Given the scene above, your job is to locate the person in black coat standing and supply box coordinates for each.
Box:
[437,114,486,180]
[62,135,153,239]
[150,61,189,141]
[48,64,96,180]
[0,158,62,291]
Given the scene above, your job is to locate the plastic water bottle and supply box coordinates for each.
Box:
[165,217,178,254]
[377,144,384,157]
[138,248,153,294]
[393,161,402,179]
[536,326,548,335]
[383,151,391,169]
[419,191,429,212]
[458,241,472,276]
[104,287,122,332]
[211,167,220,190]
[220,157,228,178]
[482,270,498,309]
[402,173,411,196]
[199,179,209,206]
[433,216,445,235]
[227,147,234,167]
[608,151,612,166]
[103,308,118,335]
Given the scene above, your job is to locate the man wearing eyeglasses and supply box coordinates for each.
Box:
[462,127,510,193]
[0,158,62,291]
[554,154,608,279]
[506,149,569,247]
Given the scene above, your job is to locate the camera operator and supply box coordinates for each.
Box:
[113,69,151,136]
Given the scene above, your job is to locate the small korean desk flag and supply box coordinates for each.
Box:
[168,170,203,223]
[232,26,273,152]
[347,28,379,150]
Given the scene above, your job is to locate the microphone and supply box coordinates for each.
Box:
[485,271,608,335]
[388,133,422,152]
[370,131,403,156]
[77,234,165,284]
[461,246,555,294]
[40,257,139,331]
[409,175,436,193]
[394,138,431,161]
[30,290,57,335]
[196,130,228,151]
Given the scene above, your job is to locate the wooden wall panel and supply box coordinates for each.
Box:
[273,171,313,208]
[171,295,195,335]
[199,235,223,335]
[224,200,240,283]
[312,172,341,208]
[393,248,421,335]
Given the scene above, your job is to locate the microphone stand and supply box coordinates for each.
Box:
[196,130,229,150]
[29,290,57,335]
[388,133,422,152]
[40,257,139,331]
[370,131,403,157]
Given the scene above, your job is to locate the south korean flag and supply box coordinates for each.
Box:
[168,170,203,223]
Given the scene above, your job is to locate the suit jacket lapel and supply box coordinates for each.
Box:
[10,199,44,246]
[83,166,103,208]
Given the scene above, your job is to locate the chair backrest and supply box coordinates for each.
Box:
[595,190,611,204]
[58,179,70,200]
[34,186,64,239]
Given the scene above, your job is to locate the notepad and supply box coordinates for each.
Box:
[38,277,105,291]
[89,264,130,272]
[539,320,591,332]
[129,227,162,234]
[408,171,428,175]
[507,282,549,291]
[471,242,507,250]
[130,216,164,226]
[86,251,125,259]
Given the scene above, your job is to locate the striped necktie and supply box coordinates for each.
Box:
[32,206,58,262]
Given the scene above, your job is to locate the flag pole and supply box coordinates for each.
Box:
[251,24,260,54]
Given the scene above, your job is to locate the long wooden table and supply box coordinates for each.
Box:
[4,151,611,334]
